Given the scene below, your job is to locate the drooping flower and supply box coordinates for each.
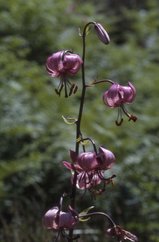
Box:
[63,147,116,192]
[106,225,138,242]
[103,82,136,107]
[46,50,83,97]
[94,22,110,45]
[103,82,137,125]
[43,206,78,230]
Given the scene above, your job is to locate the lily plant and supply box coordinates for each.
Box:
[43,21,138,242]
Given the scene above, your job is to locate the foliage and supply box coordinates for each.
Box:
[0,0,159,241]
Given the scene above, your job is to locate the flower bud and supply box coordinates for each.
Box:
[94,23,110,44]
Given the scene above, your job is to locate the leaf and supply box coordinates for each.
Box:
[76,137,90,146]
[62,115,77,125]
[85,25,91,36]
[76,136,82,143]
[79,216,91,222]
[79,206,95,222]
[80,140,90,146]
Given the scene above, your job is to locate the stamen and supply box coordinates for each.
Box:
[79,172,85,183]
[55,82,64,96]
[115,119,123,126]
[69,83,75,96]
[128,115,137,122]
[85,172,92,185]
[97,170,105,180]
[64,82,68,98]
[73,84,78,94]
[55,231,61,242]
[121,105,137,122]
[116,107,123,126]
[55,88,60,96]
[105,174,116,185]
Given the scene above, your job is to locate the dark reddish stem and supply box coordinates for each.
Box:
[79,211,116,227]
[92,79,114,85]
[68,22,93,242]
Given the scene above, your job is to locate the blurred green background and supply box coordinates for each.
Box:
[0,0,159,241]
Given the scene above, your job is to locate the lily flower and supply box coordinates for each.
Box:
[43,206,78,230]
[106,225,138,242]
[103,82,137,125]
[63,148,115,192]
[46,50,83,97]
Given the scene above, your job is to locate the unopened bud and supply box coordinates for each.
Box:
[94,23,110,45]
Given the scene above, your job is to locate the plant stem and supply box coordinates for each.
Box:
[75,22,97,154]
[79,211,116,227]
[68,23,90,242]
[92,79,114,85]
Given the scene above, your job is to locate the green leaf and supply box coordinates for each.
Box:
[80,140,90,146]
[79,206,95,222]
[62,115,77,125]
[76,137,90,146]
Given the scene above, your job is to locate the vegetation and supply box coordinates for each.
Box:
[0,0,159,241]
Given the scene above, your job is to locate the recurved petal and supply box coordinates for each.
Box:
[63,54,83,75]
[103,83,122,107]
[97,147,115,170]
[43,207,59,230]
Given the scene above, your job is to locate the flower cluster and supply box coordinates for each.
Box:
[63,146,116,192]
